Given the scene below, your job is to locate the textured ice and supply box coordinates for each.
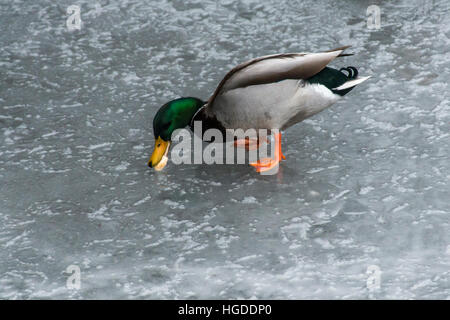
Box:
[1,0,449,299]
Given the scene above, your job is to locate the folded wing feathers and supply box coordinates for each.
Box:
[221,50,345,92]
[208,46,351,108]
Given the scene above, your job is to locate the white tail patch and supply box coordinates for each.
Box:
[333,76,371,91]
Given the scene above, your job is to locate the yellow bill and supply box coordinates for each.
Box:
[148,137,170,171]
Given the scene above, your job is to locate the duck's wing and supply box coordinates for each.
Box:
[207,46,351,109]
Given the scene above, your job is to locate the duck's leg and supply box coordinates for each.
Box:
[249,132,286,172]
[234,137,268,151]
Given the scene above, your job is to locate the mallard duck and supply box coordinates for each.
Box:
[148,45,369,172]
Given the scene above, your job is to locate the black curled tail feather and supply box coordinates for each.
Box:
[306,66,360,96]
[330,66,360,96]
[339,66,358,79]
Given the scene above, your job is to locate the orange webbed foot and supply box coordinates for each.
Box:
[249,132,285,173]
[250,157,281,173]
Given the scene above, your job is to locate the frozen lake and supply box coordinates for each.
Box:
[1,0,449,299]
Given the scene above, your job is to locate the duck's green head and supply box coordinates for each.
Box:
[148,97,204,169]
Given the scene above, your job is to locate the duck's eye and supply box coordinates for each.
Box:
[157,143,161,147]
[162,122,171,131]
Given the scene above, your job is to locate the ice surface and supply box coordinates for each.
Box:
[0,0,449,299]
